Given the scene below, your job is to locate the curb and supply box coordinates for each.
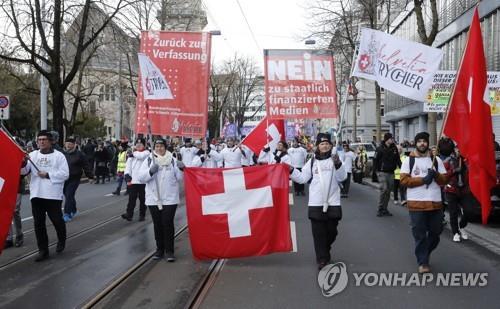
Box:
[361,178,500,256]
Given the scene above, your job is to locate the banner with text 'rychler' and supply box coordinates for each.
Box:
[264,49,338,120]
[135,31,211,137]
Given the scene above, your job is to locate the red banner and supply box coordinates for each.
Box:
[184,165,292,260]
[264,49,338,119]
[0,129,25,254]
[135,31,211,137]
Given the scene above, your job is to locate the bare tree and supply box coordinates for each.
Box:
[208,64,237,137]
[0,0,132,144]
[413,0,439,145]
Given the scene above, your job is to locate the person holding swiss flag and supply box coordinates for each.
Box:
[21,130,69,262]
[289,133,347,270]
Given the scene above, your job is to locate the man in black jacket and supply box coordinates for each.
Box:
[374,133,401,217]
[63,137,94,222]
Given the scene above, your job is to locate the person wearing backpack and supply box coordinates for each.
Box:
[137,138,184,262]
[289,133,347,270]
[400,132,448,274]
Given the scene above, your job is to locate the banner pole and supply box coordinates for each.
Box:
[145,101,163,211]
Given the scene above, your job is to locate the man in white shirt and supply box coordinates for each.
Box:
[179,138,197,167]
[220,138,243,168]
[21,130,69,262]
[340,143,357,198]
[288,139,308,195]
[400,132,448,274]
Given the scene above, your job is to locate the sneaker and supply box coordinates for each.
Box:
[401,200,407,207]
[418,265,431,274]
[35,251,49,262]
[394,200,399,205]
[121,214,132,221]
[152,250,164,260]
[112,191,120,196]
[166,252,176,262]
[71,211,78,219]
[63,213,72,223]
[56,241,65,253]
[15,235,24,247]
[460,229,469,240]
[453,233,461,242]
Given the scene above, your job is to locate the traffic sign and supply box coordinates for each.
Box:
[0,95,10,120]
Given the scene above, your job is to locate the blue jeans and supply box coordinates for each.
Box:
[409,209,443,266]
[63,178,80,215]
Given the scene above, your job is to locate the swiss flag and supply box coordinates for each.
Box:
[184,164,292,260]
[241,117,285,156]
[443,7,496,224]
[0,129,26,253]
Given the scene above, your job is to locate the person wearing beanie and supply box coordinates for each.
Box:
[20,130,69,261]
[400,131,448,274]
[258,140,291,165]
[438,137,470,243]
[137,138,184,262]
[62,137,94,222]
[374,132,401,217]
[289,132,347,270]
[112,141,130,196]
[191,139,223,168]
[288,139,308,196]
[121,138,150,221]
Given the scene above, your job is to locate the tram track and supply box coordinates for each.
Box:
[0,213,123,270]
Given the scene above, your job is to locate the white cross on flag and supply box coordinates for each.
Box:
[241,117,285,156]
[184,164,292,260]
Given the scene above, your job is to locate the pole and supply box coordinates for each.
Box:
[115,55,123,139]
[40,0,48,130]
[145,101,163,210]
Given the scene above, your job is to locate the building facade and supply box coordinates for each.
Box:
[384,0,500,143]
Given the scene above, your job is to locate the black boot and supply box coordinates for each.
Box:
[35,251,49,262]
[15,235,24,247]
[56,241,65,253]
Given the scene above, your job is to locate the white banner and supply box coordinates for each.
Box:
[352,28,443,102]
[137,53,174,100]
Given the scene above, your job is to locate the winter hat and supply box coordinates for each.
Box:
[414,132,430,144]
[383,132,393,142]
[65,137,76,143]
[316,133,332,146]
[154,138,167,147]
[135,137,147,146]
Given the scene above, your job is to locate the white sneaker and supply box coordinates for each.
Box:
[453,233,461,242]
[394,200,399,205]
[460,229,469,240]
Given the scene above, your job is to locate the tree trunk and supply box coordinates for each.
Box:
[51,87,65,145]
[375,82,382,143]
[427,112,437,145]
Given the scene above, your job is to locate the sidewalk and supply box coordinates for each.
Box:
[362,178,500,256]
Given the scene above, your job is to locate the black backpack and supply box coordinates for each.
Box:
[408,156,439,174]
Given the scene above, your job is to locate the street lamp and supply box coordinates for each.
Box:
[305,39,316,45]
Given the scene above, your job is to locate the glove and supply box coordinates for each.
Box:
[274,155,281,163]
[332,154,342,169]
[127,151,134,158]
[177,160,185,170]
[124,174,132,182]
[149,163,159,176]
[422,169,435,185]
[263,146,270,153]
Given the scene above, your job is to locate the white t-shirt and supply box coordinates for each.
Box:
[342,151,356,173]
[400,156,446,202]
[288,146,308,168]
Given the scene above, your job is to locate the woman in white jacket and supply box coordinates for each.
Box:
[138,139,184,262]
[290,133,347,270]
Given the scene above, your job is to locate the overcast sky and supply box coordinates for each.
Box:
[203,0,313,70]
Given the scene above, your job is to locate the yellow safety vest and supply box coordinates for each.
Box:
[117,151,127,172]
[394,154,407,180]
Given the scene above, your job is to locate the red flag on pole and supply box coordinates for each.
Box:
[0,129,26,253]
[184,164,292,260]
[443,7,496,224]
[241,117,285,156]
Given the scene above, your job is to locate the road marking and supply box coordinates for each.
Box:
[21,216,33,222]
[289,193,294,206]
[105,189,127,197]
[290,221,297,252]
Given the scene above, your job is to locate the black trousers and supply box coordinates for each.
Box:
[341,173,351,195]
[311,218,339,263]
[393,179,400,201]
[446,192,468,234]
[149,205,177,254]
[292,167,305,194]
[126,184,146,218]
[31,198,66,252]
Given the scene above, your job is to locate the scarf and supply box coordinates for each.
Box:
[154,151,173,166]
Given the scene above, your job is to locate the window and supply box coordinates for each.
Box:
[111,87,116,101]
[105,85,110,101]
[99,86,104,101]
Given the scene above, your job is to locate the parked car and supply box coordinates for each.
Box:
[350,142,377,159]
